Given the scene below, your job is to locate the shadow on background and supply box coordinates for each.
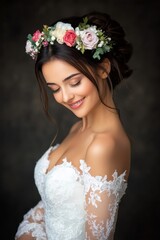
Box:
[1,0,160,239]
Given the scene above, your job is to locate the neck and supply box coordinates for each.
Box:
[80,90,119,132]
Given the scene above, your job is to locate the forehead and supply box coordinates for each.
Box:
[42,59,79,83]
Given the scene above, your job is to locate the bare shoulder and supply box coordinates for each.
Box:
[85,131,131,180]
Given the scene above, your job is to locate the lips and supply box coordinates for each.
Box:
[69,98,85,110]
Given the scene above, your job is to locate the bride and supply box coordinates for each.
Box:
[15,10,132,240]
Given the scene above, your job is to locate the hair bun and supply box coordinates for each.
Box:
[84,11,133,87]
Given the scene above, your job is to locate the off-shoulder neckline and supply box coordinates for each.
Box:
[44,146,127,183]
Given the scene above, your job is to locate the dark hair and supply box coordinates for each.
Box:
[35,11,133,116]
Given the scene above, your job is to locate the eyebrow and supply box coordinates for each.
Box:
[46,73,81,86]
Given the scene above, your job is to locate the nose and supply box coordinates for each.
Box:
[62,89,74,103]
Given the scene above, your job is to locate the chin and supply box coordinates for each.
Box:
[71,110,87,118]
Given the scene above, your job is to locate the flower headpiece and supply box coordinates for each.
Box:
[25,17,113,60]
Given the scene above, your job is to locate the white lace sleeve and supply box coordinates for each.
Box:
[15,200,47,240]
[80,160,127,240]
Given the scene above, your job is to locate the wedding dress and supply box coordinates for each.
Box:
[15,144,127,240]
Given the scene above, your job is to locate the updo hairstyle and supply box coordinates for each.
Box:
[35,11,133,115]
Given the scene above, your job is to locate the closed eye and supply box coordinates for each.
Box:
[52,88,60,94]
[70,80,81,87]
[48,86,60,94]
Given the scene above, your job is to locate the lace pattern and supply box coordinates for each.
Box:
[15,201,47,240]
[80,160,127,240]
[15,146,127,240]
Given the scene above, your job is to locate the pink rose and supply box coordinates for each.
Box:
[32,30,42,42]
[63,30,77,47]
[81,29,99,49]
[42,41,49,47]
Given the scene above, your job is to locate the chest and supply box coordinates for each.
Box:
[46,131,94,173]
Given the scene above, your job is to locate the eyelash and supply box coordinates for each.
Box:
[52,80,81,94]
[52,88,60,94]
[70,80,81,87]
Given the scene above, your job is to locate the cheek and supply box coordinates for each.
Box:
[83,81,98,96]
[52,93,62,103]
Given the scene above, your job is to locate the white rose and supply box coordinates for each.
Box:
[52,22,74,44]
[80,28,99,50]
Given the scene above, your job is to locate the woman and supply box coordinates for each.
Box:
[15,11,133,240]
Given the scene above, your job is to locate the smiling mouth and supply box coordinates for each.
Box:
[69,98,85,109]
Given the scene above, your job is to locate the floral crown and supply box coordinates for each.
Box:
[25,17,113,60]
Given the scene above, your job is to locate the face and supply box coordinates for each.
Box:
[42,59,102,118]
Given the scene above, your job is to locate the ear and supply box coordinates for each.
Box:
[98,58,111,79]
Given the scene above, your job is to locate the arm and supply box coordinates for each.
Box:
[15,201,47,240]
[83,135,129,240]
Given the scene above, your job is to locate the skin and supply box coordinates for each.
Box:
[42,59,131,180]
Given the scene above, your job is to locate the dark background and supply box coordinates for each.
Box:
[1,0,160,239]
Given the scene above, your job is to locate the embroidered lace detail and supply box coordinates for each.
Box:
[15,146,127,240]
[15,201,47,240]
[80,160,127,240]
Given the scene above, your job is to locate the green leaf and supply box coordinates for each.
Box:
[27,34,33,41]
[83,17,88,24]
[78,17,90,30]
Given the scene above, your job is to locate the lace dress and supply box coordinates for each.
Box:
[15,145,127,240]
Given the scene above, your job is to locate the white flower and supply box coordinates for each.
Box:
[25,19,113,60]
[75,27,80,36]
[98,41,104,48]
[36,41,40,46]
[80,28,99,50]
[25,40,33,53]
[89,26,97,32]
[51,22,74,44]
[51,35,56,41]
